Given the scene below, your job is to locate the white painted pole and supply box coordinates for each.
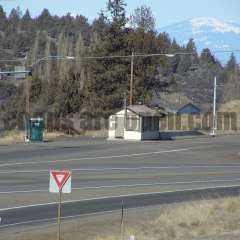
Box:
[130,52,134,106]
[212,76,217,137]
[124,92,127,131]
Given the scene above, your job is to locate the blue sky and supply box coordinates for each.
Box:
[1,0,240,27]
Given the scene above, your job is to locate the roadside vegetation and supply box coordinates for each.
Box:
[0,129,107,144]
[3,197,240,240]
[96,197,240,240]
[219,100,240,112]
[0,0,240,132]
[0,130,69,144]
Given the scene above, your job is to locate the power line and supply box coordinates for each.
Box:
[0,59,26,62]
[1,49,240,65]
[212,49,240,54]
[31,51,240,66]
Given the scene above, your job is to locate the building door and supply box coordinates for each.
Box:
[115,116,124,138]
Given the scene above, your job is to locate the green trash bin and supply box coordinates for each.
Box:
[29,118,44,142]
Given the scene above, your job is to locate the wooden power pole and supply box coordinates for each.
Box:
[130,52,134,106]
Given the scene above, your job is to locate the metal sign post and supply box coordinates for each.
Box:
[49,170,72,240]
[121,200,124,240]
[57,188,62,240]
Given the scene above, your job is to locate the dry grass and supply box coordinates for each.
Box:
[94,197,240,240]
[3,197,240,240]
[0,130,69,144]
[219,100,240,112]
[0,129,107,145]
[83,129,108,138]
[44,131,69,141]
[0,130,25,144]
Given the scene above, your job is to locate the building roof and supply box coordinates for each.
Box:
[177,102,201,113]
[163,102,203,114]
[127,105,164,117]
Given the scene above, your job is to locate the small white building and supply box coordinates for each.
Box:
[108,105,163,141]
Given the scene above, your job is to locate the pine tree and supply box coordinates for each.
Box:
[37,9,54,32]
[200,48,216,65]
[57,32,69,82]
[44,36,52,83]
[75,32,87,91]
[130,5,155,32]
[0,5,6,30]
[177,38,198,72]
[107,0,126,28]
[222,53,239,102]
[21,9,32,32]
[226,53,237,72]
[83,2,129,113]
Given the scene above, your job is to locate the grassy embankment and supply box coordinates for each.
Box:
[2,197,240,240]
[0,129,108,144]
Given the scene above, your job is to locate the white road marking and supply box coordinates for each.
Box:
[72,178,240,190]
[0,147,194,168]
[0,189,46,194]
[0,184,240,228]
[1,164,240,174]
[0,209,119,229]
[1,178,240,194]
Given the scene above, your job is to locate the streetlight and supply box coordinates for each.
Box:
[211,76,217,137]
[210,76,224,137]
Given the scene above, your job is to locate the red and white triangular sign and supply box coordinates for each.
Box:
[52,170,71,189]
[50,170,72,193]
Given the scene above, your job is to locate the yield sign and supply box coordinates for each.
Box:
[49,170,72,193]
[52,170,71,189]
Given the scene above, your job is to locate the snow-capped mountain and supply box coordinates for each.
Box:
[159,17,240,63]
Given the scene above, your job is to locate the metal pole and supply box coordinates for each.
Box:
[57,189,62,240]
[130,52,134,106]
[25,77,30,115]
[121,200,124,240]
[124,92,127,131]
[212,76,217,137]
[25,76,30,142]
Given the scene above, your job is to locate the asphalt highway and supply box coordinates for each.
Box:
[1,186,240,229]
[0,135,240,229]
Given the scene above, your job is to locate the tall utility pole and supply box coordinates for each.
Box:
[25,76,31,116]
[123,92,127,130]
[25,75,31,142]
[130,52,134,106]
[212,76,217,137]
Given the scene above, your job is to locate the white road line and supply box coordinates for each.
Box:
[0,209,120,229]
[0,184,240,224]
[0,147,194,168]
[1,178,240,194]
[72,178,240,190]
[1,164,240,174]
[0,189,46,194]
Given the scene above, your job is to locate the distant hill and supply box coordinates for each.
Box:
[159,17,240,63]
